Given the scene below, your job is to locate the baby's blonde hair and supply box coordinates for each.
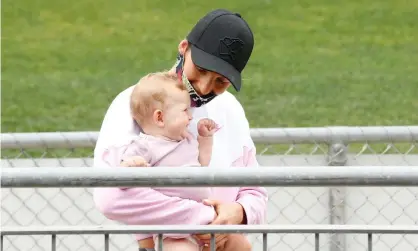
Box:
[130,72,186,126]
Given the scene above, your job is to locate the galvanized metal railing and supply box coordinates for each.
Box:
[2,126,418,149]
[3,225,418,251]
[2,166,418,251]
[2,126,418,251]
[2,166,418,188]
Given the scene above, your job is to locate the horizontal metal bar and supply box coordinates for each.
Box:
[1,126,417,149]
[2,166,418,188]
[1,131,98,149]
[2,225,418,236]
[250,126,418,144]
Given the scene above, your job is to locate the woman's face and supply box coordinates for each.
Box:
[180,41,231,97]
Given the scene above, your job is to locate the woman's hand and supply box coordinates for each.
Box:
[203,199,245,225]
[193,200,246,250]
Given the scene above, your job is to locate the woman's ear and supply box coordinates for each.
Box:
[178,39,189,55]
[153,109,165,127]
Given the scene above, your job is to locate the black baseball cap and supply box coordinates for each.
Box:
[186,9,254,91]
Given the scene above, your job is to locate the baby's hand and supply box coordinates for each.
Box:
[120,156,150,167]
[197,118,220,137]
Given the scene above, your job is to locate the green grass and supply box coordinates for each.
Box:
[2,0,418,133]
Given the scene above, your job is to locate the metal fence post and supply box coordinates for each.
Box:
[328,142,348,251]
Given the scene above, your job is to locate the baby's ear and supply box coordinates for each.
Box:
[153,109,164,127]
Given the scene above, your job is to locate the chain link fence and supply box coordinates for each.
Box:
[2,126,418,251]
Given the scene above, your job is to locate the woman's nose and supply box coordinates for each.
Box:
[195,78,213,95]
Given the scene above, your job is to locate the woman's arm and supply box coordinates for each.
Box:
[225,93,268,225]
[233,146,268,225]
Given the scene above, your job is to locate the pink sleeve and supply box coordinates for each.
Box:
[232,146,268,225]
[102,140,152,167]
[93,187,216,225]
[120,140,153,163]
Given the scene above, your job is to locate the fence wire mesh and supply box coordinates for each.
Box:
[1,127,418,251]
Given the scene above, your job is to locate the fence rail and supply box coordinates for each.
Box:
[3,225,417,251]
[2,126,418,149]
[2,126,418,251]
[2,166,418,188]
[4,224,418,235]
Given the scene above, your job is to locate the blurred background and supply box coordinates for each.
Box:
[1,0,418,251]
[2,0,417,133]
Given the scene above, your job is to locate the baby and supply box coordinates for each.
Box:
[102,72,251,251]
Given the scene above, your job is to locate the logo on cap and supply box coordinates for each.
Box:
[218,37,244,62]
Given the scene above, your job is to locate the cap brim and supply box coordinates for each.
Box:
[190,45,241,91]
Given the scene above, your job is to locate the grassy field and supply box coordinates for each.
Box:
[2,0,418,134]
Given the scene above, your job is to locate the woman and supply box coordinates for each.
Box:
[93,9,268,251]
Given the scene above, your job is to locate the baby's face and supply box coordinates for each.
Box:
[163,89,192,141]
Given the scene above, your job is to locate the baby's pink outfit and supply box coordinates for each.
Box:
[103,134,213,202]
[102,134,215,240]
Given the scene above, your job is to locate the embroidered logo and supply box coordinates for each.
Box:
[218,37,244,62]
